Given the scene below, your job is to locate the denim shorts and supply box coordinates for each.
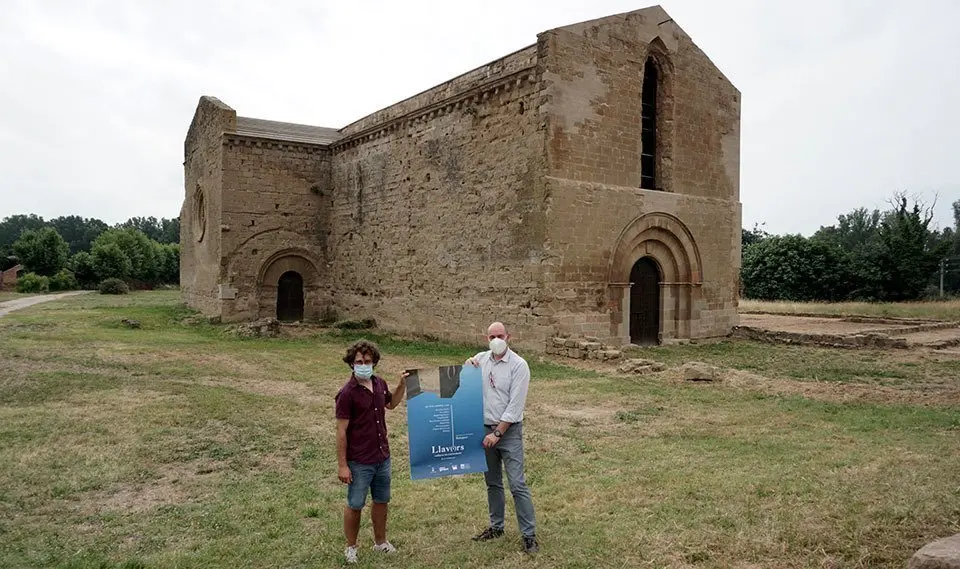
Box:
[346,457,391,510]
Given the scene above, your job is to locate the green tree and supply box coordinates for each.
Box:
[153,242,180,284]
[11,227,70,277]
[91,228,157,284]
[812,207,882,251]
[741,234,847,301]
[91,242,133,281]
[118,216,179,244]
[954,199,960,249]
[930,199,960,295]
[0,214,45,259]
[118,216,161,242]
[837,238,887,300]
[811,207,885,300]
[49,215,108,255]
[68,251,99,289]
[876,193,950,300]
[159,217,180,244]
[741,222,770,251]
[952,200,960,294]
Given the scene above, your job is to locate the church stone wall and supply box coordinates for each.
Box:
[537,10,741,345]
[181,97,234,317]
[326,69,550,349]
[216,138,334,322]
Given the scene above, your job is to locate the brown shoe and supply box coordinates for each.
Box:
[472,527,505,541]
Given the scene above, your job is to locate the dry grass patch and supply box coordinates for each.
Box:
[719,368,960,407]
[740,298,960,321]
[0,291,33,303]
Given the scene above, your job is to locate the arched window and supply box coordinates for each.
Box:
[640,56,659,190]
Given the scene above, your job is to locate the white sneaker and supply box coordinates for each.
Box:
[372,541,397,554]
[344,545,358,564]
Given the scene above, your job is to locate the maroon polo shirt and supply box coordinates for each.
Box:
[335,374,392,465]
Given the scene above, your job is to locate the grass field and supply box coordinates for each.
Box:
[1,291,959,568]
[739,298,960,321]
[0,291,30,303]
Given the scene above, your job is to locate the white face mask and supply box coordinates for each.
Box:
[489,337,508,356]
[354,364,374,380]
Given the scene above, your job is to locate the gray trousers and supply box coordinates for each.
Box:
[483,422,536,537]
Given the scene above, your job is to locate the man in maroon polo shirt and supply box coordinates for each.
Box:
[335,339,407,564]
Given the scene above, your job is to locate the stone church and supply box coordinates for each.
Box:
[180,5,741,350]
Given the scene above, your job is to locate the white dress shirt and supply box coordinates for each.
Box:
[473,348,531,426]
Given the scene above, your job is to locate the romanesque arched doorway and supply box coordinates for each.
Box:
[629,257,661,345]
[253,248,324,322]
[607,212,703,345]
[276,271,304,322]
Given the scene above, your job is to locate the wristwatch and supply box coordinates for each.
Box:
[493,428,503,438]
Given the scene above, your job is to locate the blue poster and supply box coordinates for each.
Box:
[405,364,488,480]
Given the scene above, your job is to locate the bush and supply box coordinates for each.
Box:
[98,278,130,295]
[48,268,78,291]
[16,272,49,293]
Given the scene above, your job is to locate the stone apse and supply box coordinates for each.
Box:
[180,5,741,350]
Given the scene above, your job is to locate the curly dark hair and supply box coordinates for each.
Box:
[342,339,381,367]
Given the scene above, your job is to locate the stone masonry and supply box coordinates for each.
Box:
[180,5,742,351]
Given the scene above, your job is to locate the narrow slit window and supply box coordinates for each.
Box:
[640,57,658,190]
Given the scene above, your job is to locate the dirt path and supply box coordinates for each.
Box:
[0,291,91,318]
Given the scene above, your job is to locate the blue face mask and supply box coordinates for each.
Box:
[354,364,374,380]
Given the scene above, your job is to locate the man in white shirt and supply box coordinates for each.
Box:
[465,321,539,554]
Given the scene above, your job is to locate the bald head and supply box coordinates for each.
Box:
[487,322,507,339]
[486,321,511,357]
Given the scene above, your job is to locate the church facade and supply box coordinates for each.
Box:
[180,5,741,350]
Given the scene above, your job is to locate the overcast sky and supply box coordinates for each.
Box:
[1,0,957,236]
